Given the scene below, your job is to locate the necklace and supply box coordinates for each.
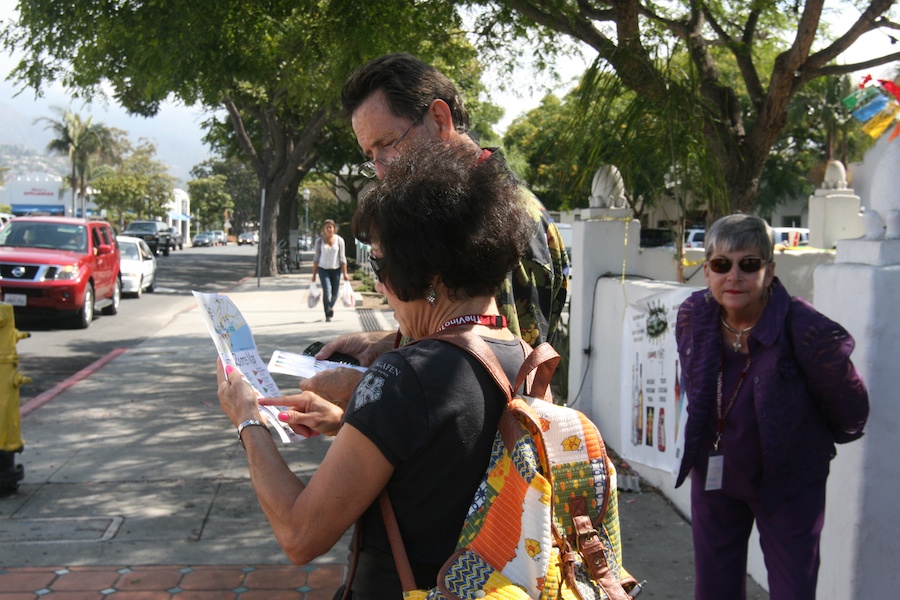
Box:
[720,318,753,352]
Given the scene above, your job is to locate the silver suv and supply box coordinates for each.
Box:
[683,229,706,249]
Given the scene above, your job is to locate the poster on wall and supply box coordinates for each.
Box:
[620,287,694,473]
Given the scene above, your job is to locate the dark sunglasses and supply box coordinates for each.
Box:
[368,255,384,280]
[708,257,766,274]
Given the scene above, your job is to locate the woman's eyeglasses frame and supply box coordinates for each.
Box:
[707,256,767,274]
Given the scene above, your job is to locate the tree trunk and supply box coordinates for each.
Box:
[258,185,280,277]
[223,97,330,277]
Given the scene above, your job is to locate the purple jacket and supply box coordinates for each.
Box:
[675,278,869,511]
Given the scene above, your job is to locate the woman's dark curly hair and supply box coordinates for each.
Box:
[353,141,530,303]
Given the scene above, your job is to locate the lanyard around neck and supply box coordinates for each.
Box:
[438,314,508,332]
[392,314,509,350]
[714,353,751,451]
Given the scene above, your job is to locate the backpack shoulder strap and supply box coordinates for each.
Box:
[427,329,560,400]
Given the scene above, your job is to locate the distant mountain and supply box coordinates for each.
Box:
[0,101,71,179]
[0,144,68,180]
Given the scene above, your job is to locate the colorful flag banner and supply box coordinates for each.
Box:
[861,104,900,138]
[879,80,900,103]
[843,85,881,110]
[852,92,889,122]
[889,119,900,142]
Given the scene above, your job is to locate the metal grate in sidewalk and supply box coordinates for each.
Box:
[357,308,381,332]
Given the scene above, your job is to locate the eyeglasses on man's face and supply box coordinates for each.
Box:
[358,120,417,179]
[707,256,766,274]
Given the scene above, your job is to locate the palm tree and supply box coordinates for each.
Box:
[73,124,118,219]
[35,107,115,218]
[36,107,79,215]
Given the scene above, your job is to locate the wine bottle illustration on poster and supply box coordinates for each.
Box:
[631,354,641,445]
[635,362,644,446]
[658,407,666,452]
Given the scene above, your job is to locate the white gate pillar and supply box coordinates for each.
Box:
[814,138,900,599]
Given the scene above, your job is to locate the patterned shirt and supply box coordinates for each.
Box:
[498,183,569,347]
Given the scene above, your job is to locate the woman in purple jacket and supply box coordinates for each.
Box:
[675,214,868,600]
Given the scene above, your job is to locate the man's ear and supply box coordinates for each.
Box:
[427,99,454,141]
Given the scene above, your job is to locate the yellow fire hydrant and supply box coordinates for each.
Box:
[0,303,31,495]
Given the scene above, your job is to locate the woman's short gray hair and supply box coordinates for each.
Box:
[705,214,774,262]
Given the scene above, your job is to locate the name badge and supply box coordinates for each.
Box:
[705,452,724,491]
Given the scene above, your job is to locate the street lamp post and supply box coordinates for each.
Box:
[302,188,310,250]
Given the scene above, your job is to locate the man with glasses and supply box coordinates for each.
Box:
[305,53,569,388]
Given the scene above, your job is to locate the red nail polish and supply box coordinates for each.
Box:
[225,365,235,375]
[278,411,290,422]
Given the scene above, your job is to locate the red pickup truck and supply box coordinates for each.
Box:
[0,216,121,328]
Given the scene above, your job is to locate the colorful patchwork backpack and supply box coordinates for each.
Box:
[380,331,641,599]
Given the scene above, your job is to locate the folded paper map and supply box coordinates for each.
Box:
[193,291,305,444]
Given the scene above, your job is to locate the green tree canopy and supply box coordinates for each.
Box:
[92,140,176,229]
[469,0,900,217]
[3,0,477,275]
[187,175,234,232]
[190,157,257,234]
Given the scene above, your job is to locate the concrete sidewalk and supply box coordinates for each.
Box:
[0,273,768,599]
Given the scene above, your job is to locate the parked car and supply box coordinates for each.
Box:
[192,231,214,247]
[640,228,676,248]
[683,228,706,249]
[116,235,157,298]
[167,227,184,251]
[237,231,258,246]
[211,230,227,245]
[0,216,121,328]
[771,226,809,247]
[123,220,171,256]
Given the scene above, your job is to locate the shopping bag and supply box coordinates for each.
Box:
[339,280,354,307]
[308,282,321,308]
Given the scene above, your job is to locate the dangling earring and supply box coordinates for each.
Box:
[427,286,436,308]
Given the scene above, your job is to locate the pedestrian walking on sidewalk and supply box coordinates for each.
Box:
[311,219,349,322]
[216,141,531,597]
[675,213,869,600]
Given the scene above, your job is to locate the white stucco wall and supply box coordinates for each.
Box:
[814,261,899,599]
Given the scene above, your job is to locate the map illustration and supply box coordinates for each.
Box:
[193,291,303,444]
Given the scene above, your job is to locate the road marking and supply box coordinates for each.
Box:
[20,348,128,417]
